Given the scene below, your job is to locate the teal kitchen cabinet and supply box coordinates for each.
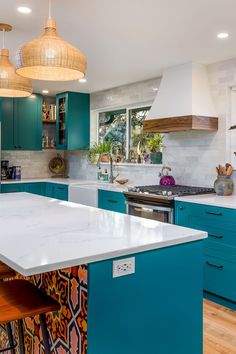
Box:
[1,98,15,150]
[56,92,90,150]
[1,182,68,201]
[1,94,43,151]
[24,182,46,196]
[1,183,25,193]
[98,190,126,213]
[1,182,45,195]
[45,183,68,201]
[175,201,236,309]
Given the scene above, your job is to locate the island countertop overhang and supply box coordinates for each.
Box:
[0,193,207,276]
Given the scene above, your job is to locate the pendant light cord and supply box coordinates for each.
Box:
[48,0,52,19]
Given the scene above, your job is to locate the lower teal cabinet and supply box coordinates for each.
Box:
[1,182,68,201]
[25,182,46,196]
[1,183,25,193]
[98,190,126,213]
[45,183,68,201]
[175,201,236,308]
[204,254,236,302]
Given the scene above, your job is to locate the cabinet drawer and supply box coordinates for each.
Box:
[53,184,68,201]
[175,201,236,232]
[204,255,236,302]
[1,183,25,193]
[98,190,126,213]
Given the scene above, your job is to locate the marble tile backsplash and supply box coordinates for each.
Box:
[1,150,64,179]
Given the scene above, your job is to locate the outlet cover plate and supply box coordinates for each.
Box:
[113,257,135,278]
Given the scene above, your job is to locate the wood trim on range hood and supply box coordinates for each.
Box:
[143,115,218,133]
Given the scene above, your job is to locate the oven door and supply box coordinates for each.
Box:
[126,201,173,223]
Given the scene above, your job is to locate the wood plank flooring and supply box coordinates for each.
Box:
[204,299,236,354]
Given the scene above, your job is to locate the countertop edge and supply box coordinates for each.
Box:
[1,231,207,276]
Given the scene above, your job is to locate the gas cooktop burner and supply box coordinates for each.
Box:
[127,185,215,197]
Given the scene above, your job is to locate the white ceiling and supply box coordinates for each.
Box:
[1,0,236,95]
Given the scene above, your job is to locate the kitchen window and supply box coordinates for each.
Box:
[98,106,151,161]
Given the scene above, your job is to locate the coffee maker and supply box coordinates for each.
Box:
[1,160,9,180]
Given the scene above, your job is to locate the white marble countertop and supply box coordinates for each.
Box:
[175,194,236,209]
[1,178,90,186]
[1,178,131,192]
[0,193,206,276]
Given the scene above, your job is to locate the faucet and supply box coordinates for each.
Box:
[97,153,119,183]
[109,154,119,183]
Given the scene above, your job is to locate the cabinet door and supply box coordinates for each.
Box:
[25,182,46,196]
[53,184,68,201]
[56,93,68,150]
[56,92,90,150]
[14,94,43,150]
[1,98,15,150]
[98,190,126,213]
[1,183,25,193]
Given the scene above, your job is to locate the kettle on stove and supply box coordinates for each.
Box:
[159,166,176,186]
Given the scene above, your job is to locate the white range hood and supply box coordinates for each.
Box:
[144,62,218,133]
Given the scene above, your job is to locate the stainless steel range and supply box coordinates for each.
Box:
[124,185,215,223]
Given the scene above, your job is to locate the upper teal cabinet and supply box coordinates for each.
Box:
[56,91,90,150]
[1,94,43,151]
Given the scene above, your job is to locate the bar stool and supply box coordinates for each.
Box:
[0,279,60,354]
[0,262,17,353]
[0,262,16,281]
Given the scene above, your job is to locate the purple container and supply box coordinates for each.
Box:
[160,175,176,186]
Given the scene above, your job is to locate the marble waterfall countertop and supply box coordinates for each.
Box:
[175,194,236,209]
[0,193,207,276]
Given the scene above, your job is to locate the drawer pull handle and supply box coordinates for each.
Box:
[206,261,224,269]
[107,199,118,204]
[179,206,184,210]
[206,211,223,216]
[57,187,65,190]
[209,234,224,239]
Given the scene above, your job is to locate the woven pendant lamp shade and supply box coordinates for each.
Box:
[15,19,87,81]
[0,24,32,98]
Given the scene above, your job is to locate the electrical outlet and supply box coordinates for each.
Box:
[113,257,135,278]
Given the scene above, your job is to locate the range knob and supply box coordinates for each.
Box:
[162,191,167,196]
[167,191,173,196]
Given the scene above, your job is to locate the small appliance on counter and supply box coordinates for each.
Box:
[159,166,176,186]
[1,160,9,180]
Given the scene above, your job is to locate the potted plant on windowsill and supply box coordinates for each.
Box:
[88,140,112,164]
[147,133,164,164]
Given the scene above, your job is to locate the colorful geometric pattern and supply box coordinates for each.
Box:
[0,265,87,354]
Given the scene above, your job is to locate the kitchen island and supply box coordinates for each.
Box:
[0,193,207,354]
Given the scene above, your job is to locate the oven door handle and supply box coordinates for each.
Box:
[125,201,172,212]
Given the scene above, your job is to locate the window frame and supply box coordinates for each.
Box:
[96,103,152,160]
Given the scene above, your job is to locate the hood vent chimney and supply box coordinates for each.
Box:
[144,62,218,133]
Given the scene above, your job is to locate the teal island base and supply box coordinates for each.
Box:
[1,241,204,354]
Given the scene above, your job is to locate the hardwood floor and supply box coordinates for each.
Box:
[204,299,236,354]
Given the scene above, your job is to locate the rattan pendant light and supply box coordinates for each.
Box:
[0,24,32,97]
[15,0,87,81]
